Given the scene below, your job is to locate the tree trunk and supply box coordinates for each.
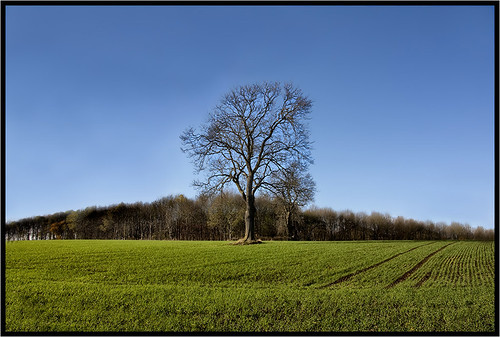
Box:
[243,194,256,241]
[285,209,297,241]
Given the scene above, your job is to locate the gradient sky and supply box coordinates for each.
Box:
[5,5,495,229]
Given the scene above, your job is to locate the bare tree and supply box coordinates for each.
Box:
[208,191,245,240]
[181,82,313,243]
[270,161,315,240]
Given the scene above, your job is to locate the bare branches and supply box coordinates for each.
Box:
[269,160,316,209]
[180,81,314,207]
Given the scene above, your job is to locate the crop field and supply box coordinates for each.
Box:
[4,240,496,332]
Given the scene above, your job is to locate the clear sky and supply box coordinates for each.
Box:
[5,5,495,229]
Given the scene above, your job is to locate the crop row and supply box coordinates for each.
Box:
[320,241,493,289]
[408,241,495,287]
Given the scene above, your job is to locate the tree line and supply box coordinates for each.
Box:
[4,192,494,241]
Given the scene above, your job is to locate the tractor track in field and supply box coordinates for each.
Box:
[386,242,456,288]
[414,271,432,287]
[318,242,436,288]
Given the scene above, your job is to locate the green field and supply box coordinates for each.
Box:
[4,240,496,332]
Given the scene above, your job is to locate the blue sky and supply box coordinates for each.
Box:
[5,5,495,229]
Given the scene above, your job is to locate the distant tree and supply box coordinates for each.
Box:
[337,210,356,240]
[181,82,313,243]
[151,197,172,239]
[355,212,368,240]
[447,222,472,240]
[66,211,80,239]
[172,194,194,240]
[483,228,495,241]
[302,207,337,241]
[473,226,486,241]
[176,194,209,240]
[270,161,315,240]
[254,195,280,239]
[367,212,388,240]
[393,216,407,239]
[193,195,211,240]
[49,220,66,239]
[208,192,245,240]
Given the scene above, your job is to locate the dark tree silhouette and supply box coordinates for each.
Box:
[181,82,313,243]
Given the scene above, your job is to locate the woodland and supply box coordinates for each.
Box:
[4,192,494,242]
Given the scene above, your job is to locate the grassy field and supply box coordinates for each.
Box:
[4,240,496,332]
